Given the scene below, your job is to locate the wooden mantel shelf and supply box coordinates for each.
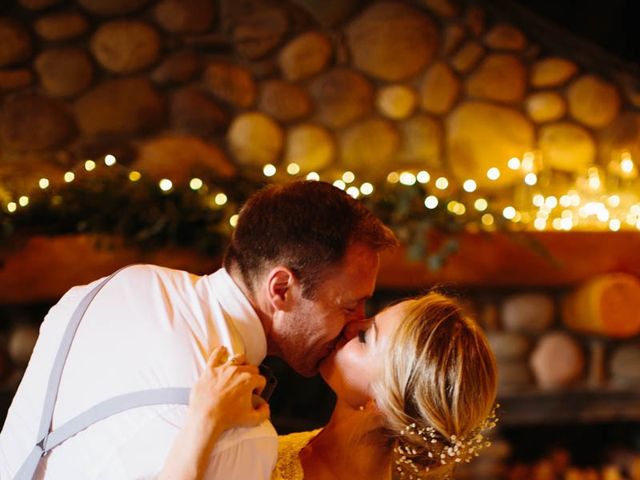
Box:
[1,231,640,304]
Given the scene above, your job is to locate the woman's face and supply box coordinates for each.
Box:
[319,300,412,408]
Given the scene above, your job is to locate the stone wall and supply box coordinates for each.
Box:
[1,0,639,198]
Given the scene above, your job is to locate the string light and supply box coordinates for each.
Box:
[360,182,374,195]
[229,214,239,227]
[508,157,521,170]
[306,172,320,181]
[424,195,438,209]
[287,163,301,175]
[346,186,359,198]
[39,178,50,189]
[399,172,416,186]
[129,171,141,182]
[416,171,430,184]
[474,198,488,211]
[7,202,17,213]
[462,179,477,192]
[214,193,227,206]
[104,154,117,166]
[18,196,29,207]
[64,172,75,183]
[503,206,516,220]
[342,171,355,183]
[435,177,448,190]
[263,164,276,177]
[609,219,621,231]
[189,178,203,190]
[481,213,494,226]
[607,195,621,207]
[84,160,96,171]
[386,172,399,183]
[524,173,537,186]
[534,218,546,230]
[333,180,346,190]
[487,167,500,180]
[159,179,173,192]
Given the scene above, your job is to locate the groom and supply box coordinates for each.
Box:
[0,181,398,479]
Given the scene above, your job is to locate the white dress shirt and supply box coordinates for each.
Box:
[0,265,278,480]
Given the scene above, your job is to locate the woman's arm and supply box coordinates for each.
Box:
[159,346,270,480]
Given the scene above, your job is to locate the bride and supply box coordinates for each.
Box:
[160,292,498,480]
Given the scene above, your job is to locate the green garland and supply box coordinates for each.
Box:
[0,169,511,270]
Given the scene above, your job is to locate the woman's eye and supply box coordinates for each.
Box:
[357,330,367,344]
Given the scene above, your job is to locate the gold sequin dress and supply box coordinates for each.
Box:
[270,429,322,480]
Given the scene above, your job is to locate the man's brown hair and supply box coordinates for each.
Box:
[223,181,398,298]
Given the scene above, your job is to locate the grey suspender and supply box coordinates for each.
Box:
[15,267,190,480]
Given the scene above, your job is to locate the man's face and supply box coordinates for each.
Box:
[270,243,380,377]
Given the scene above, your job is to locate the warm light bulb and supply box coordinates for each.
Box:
[387,172,400,184]
[424,195,438,209]
[534,218,546,231]
[502,206,516,220]
[159,179,173,191]
[621,157,634,174]
[360,183,374,195]
[342,171,355,183]
[104,154,117,166]
[545,196,558,209]
[229,214,239,227]
[508,157,521,170]
[399,172,416,186]
[417,171,430,184]
[189,178,203,190]
[287,163,301,175]
[487,167,500,180]
[609,219,621,231]
[263,164,276,177]
[306,172,320,181]
[64,172,75,183]
[435,177,448,190]
[524,173,537,186]
[214,193,228,206]
[481,213,494,226]
[346,186,360,198]
[129,171,142,182]
[39,178,50,189]
[18,196,29,207]
[532,194,544,207]
[463,179,477,192]
[608,195,621,208]
[7,202,17,213]
[474,198,488,211]
[85,160,96,171]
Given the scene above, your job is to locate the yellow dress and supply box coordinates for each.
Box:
[271,429,322,480]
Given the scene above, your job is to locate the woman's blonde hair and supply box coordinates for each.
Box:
[373,292,498,478]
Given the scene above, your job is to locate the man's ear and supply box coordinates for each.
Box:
[266,266,296,311]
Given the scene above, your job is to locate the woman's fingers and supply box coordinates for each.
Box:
[207,346,228,368]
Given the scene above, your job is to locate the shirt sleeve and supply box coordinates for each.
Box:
[202,421,278,480]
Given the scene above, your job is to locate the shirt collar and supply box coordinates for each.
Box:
[200,268,267,365]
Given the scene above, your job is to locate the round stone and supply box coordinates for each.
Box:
[90,20,161,74]
[466,54,527,103]
[154,0,215,33]
[227,112,284,166]
[278,31,332,81]
[346,1,438,81]
[397,114,443,169]
[310,68,373,128]
[501,293,555,333]
[77,0,152,16]
[340,117,400,177]
[288,0,362,27]
[451,40,484,73]
[531,57,577,88]
[151,51,202,85]
[447,101,534,188]
[530,332,585,389]
[258,80,312,122]
[134,135,235,183]
[1,93,76,152]
[525,91,566,123]
[285,123,335,172]
[35,47,93,98]
[465,5,485,36]
[484,23,527,51]
[170,87,228,136]
[0,19,32,67]
[568,75,621,128]
[203,62,256,108]
[422,0,460,18]
[73,77,164,136]
[376,85,417,120]
[34,12,89,41]
[539,122,595,172]
[233,7,288,60]
[420,62,460,114]
[442,24,465,55]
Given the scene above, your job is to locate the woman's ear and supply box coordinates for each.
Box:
[266,267,295,311]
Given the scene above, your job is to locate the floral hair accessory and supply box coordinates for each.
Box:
[393,404,500,479]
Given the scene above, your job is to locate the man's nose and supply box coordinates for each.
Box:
[342,317,371,341]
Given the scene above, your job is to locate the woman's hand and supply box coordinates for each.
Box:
[159,346,270,480]
[187,345,270,434]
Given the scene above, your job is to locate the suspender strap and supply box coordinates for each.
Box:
[14,267,190,480]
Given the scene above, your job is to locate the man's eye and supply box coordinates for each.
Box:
[358,330,367,344]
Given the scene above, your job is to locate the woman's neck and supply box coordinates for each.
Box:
[302,399,392,480]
